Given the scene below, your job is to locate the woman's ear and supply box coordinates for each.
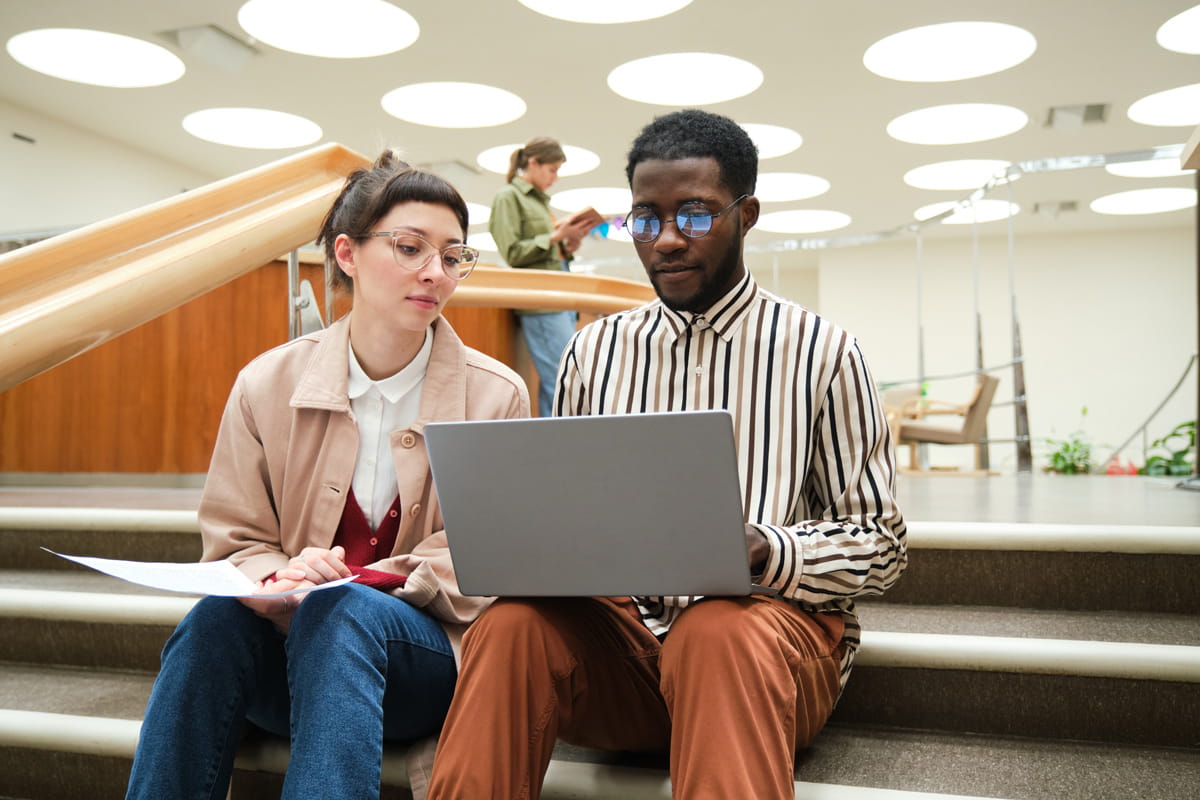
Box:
[333,234,358,279]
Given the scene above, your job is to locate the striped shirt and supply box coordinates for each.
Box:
[555,271,907,689]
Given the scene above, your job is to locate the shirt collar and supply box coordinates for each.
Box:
[660,270,759,341]
[511,175,549,203]
[347,328,433,404]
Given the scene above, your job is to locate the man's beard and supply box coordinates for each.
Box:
[652,226,744,314]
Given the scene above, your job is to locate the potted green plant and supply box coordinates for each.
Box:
[1042,406,1095,475]
[1139,420,1196,477]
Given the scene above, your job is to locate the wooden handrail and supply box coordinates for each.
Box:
[0,143,371,392]
[1183,124,1200,170]
[0,142,656,394]
[451,266,655,316]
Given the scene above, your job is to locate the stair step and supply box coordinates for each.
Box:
[3,706,1198,800]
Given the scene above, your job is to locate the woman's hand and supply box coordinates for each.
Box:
[239,567,309,633]
[284,546,352,586]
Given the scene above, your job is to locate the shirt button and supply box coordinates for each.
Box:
[400,432,416,448]
[410,503,421,516]
[369,537,379,546]
[694,366,704,375]
[388,509,398,518]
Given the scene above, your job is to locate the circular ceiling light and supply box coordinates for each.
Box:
[755,173,830,202]
[550,187,632,215]
[1157,4,1200,54]
[887,103,1028,144]
[476,143,600,176]
[756,210,851,234]
[468,231,498,252]
[183,108,322,149]
[517,0,692,23]
[1128,83,1200,127]
[466,202,491,226]
[915,199,1019,224]
[1090,188,1197,215]
[740,123,803,159]
[237,0,418,58]
[6,28,185,87]
[608,53,763,105]
[382,82,526,128]
[903,159,1015,190]
[863,21,1036,82]
[1105,158,1192,178]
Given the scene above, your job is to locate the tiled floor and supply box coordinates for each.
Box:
[2,472,1197,527]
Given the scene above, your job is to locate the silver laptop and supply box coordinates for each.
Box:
[424,410,753,597]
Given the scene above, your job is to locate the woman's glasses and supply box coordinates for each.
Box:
[364,231,480,280]
[622,195,749,243]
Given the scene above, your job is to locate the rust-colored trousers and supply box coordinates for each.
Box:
[425,595,845,800]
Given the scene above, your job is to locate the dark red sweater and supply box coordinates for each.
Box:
[332,488,407,591]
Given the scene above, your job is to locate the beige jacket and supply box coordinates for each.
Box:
[199,313,530,656]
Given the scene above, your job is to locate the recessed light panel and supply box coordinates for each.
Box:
[468,231,498,252]
[1157,4,1200,54]
[1090,188,1197,215]
[740,123,803,159]
[608,53,762,105]
[915,199,1019,224]
[382,83,526,128]
[237,0,418,58]
[1105,159,1192,178]
[518,0,692,23]
[887,104,1028,145]
[756,210,851,233]
[6,28,185,87]
[183,108,322,149]
[756,173,830,202]
[1128,84,1200,127]
[476,144,600,176]
[904,159,1015,190]
[551,188,632,215]
[864,21,1036,82]
[466,203,491,226]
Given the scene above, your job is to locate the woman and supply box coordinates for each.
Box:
[125,152,529,800]
[489,136,591,416]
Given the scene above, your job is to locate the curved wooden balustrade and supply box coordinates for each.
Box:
[0,143,371,393]
[451,265,654,315]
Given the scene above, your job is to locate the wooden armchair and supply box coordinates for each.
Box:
[895,374,1001,473]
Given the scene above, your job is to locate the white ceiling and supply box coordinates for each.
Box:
[2,0,1197,275]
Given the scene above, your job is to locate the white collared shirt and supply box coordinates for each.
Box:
[347,330,432,529]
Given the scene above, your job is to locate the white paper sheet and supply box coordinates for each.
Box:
[44,549,358,597]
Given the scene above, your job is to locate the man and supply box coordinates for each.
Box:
[426,109,906,800]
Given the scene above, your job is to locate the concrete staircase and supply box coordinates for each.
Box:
[1,485,1199,799]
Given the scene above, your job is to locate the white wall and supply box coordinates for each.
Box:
[1,99,214,237]
[818,225,1197,473]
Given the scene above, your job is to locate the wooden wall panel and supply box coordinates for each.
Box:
[0,263,532,474]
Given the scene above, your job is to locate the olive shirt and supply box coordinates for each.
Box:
[489,176,569,315]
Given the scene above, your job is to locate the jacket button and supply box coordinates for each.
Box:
[400,432,416,448]
[410,503,421,516]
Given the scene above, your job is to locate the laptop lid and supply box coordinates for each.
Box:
[424,410,752,597]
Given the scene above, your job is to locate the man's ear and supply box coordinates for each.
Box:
[333,234,358,279]
[740,195,760,233]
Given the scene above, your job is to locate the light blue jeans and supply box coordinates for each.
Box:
[520,309,578,416]
[125,583,456,800]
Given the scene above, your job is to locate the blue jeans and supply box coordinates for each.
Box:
[520,310,577,416]
[126,583,456,800]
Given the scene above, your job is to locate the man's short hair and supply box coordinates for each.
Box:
[625,109,758,197]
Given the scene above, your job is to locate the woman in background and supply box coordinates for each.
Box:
[489,136,593,416]
[125,152,529,800]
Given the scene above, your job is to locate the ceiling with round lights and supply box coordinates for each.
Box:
[915,199,1020,224]
[1090,187,1197,215]
[1,0,1197,275]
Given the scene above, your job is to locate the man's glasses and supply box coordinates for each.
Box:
[364,231,480,280]
[622,195,749,243]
